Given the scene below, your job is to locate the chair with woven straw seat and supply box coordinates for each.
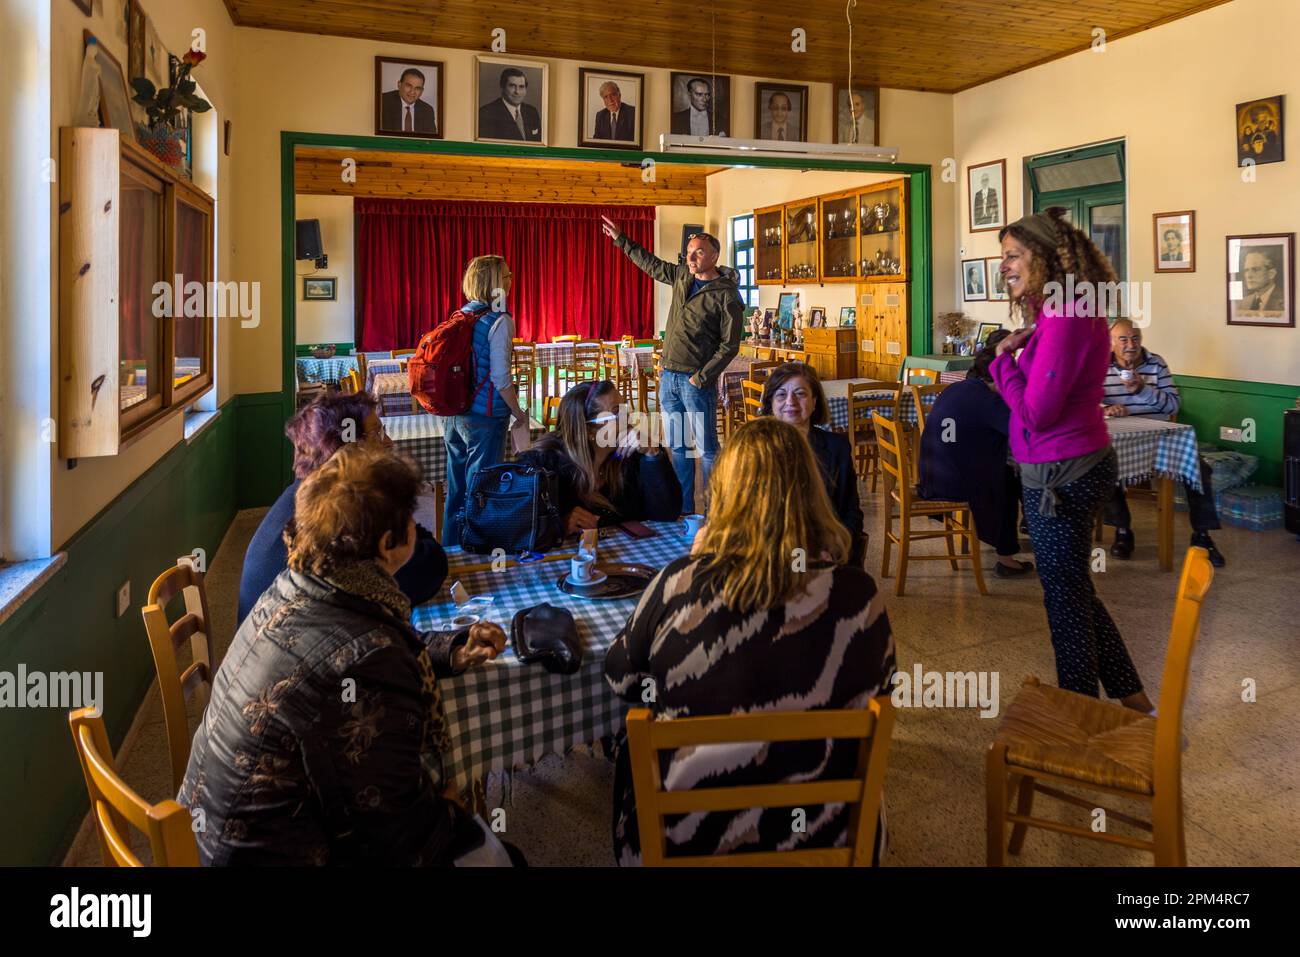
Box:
[626,698,896,866]
[848,382,902,492]
[986,546,1214,866]
[873,411,986,597]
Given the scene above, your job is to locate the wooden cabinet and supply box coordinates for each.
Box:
[783,197,819,282]
[802,327,857,380]
[818,188,860,283]
[755,203,784,284]
[855,282,908,382]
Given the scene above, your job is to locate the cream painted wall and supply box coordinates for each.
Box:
[293,194,355,345]
[48,0,236,548]
[652,203,708,331]
[954,0,1299,386]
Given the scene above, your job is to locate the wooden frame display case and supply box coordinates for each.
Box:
[784,196,819,283]
[819,188,860,282]
[755,203,785,284]
[857,178,908,283]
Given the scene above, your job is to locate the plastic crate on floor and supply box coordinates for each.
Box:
[1174,447,1260,512]
[1220,485,1284,531]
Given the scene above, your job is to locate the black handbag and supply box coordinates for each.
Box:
[460,463,564,554]
[510,603,583,675]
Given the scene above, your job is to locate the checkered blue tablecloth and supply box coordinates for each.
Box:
[826,389,931,430]
[412,521,692,793]
[362,359,402,392]
[384,414,547,486]
[295,355,358,384]
[1106,416,1203,492]
[372,372,421,416]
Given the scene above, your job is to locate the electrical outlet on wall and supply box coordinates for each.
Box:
[116,581,130,618]
[1220,426,1244,442]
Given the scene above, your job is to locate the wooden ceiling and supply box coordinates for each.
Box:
[295,148,714,205]
[224,0,1230,93]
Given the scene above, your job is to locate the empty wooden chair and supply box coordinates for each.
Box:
[68,708,200,867]
[910,382,948,435]
[572,339,603,385]
[986,547,1214,866]
[755,347,776,361]
[746,360,779,383]
[390,348,416,359]
[741,379,765,422]
[601,343,633,403]
[847,382,902,492]
[626,698,896,866]
[873,411,986,597]
[338,369,362,395]
[542,396,562,430]
[142,558,216,793]
[512,342,536,411]
[551,334,579,343]
[906,368,939,385]
[355,353,368,392]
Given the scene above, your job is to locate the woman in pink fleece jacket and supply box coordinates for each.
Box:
[990,208,1154,713]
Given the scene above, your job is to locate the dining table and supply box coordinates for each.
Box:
[295,355,358,385]
[382,413,547,486]
[821,378,936,429]
[411,520,692,796]
[1105,416,1202,572]
[371,371,420,416]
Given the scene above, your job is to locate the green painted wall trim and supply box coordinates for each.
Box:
[0,398,239,865]
[1173,374,1299,485]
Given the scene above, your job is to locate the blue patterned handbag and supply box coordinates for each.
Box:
[460,464,564,554]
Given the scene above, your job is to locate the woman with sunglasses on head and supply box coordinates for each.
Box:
[990,207,1154,714]
[513,380,680,534]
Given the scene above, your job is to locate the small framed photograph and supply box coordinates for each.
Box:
[303,277,338,301]
[1237,96,1283,167]
[833,83,879,146]
[975,322,1003,348]
[670,72,731,137]
[84,32,135,142]
[777,291,798,330]
[962,259,988,301]
[808,306,827,328]
[476,56,548,145]
[1154,211,1195,273]
[967,159,1007,233]
[755,82,808,142]
[1226,233,1294,327]
[839,306,856,327]
[985,257,1008,300]
[762,307,777,334]
[578,67,643,150]
[375,57,444,139]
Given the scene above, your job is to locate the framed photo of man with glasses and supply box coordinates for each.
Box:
[1226,233,1294,327]
[1154,211,1195,273]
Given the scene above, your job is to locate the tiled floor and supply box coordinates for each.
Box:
[65,482,1300,867]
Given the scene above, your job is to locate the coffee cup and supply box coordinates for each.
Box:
[450,613,479,630]
[683,514,705,539]
[570,556,597,583]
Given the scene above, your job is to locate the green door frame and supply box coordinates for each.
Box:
[279,131,934,486]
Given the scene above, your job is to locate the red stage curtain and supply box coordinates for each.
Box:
[355,199,656,350]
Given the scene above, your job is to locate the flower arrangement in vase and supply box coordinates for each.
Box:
[131,48,211,175]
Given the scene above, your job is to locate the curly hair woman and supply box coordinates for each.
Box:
[991,207,1154,713]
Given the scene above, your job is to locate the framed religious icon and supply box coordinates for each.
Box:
[962,259,988,301]
[967,159,1006,233]
[578,67,644,150]
[669,72,731,137]
[985,257,1009,300]
[833,83,879,146]
[475,56,548,145]
[755,82,808,142]
[1226,233,1294,327]
[1154,211,1196,273]
[1236,96,1283,167]
[375,57,444,139]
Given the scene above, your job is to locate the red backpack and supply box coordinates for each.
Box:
[408,305,489,415]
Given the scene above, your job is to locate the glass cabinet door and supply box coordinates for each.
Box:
[755,207,784,283]
[858,181,906,282]
[119,160,165,426]
[819,193,858,280]
[171,192,211,397]
[785,200,818,281]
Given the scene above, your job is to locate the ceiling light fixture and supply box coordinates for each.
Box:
[659,133,898,163]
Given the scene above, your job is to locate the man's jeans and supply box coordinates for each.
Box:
[658,370,718,515]
[1104,455,1221,534]
[442,413,509,547]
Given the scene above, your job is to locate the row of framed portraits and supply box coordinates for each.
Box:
[375,55,881,149]
[961,257,1009,302]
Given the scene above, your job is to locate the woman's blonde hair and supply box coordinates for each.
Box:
[549,380,622,512]
[462,254,510,304]
[696,418,849,612]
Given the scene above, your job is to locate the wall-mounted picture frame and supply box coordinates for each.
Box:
[84,31,135,142]
[1154,210,1196,273]
[1236,96,1284,167]
[833,83,879,146]
[670,72,731,137]
[808,306,827,328]
[777,291,798,330]
[303,277,338,301]
[962,258,988,301]
[839,306,856,327]
[375,56,444,140]
[985,257,1008,300]
[755,82,808,142]
[967,159,1007,233]
[1226,233,1294,327]
[975,322,1003,348]
[578,67,643,150]
[476,55,548,145]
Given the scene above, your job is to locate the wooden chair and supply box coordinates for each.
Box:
[741,379,765,422]
[986,547,1214,867]
[626,698,896,866]
[847,382,902,493]
[909,382,947,435]
[746,360,779,383]
[542,396,562,430]
[755,347,776,361]
[338,369,361,395]
[432,481,446,540]
[620,334,635,347]
[142,559,216,792]
[873,411,987,597]
[905,368,939,385]
[572,339,602,385]
[601,343,633,403]
[551,334,579,343]
[390,348,416,359]
[512,342,536,411]
[68,708,200,867]
[355,353,368,392]
[634,338,658,348]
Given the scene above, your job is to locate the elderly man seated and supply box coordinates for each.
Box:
[1102,319,1225,567]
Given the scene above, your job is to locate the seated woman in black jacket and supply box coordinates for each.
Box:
[514,379,681,534]
[916,331,1033,579]
[182,444,516,865]
[237,392,447,626]
[759,362,866,567]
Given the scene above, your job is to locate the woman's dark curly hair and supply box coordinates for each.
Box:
[286,391,380,479]
[999,206,1117,325]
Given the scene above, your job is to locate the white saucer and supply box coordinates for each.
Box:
[565,570,608,588]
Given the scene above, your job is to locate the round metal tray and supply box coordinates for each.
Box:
[557,563,657,600]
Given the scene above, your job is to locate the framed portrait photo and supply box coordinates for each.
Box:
[985,257,1008,300]
[962,259,988,301]
[976,322,1003,348]
[967,159,1007,233]
[84,32,135,142]
[755,82,808,142]
[833,83,879,146]
[578,68,643,150]
[1154,211,1196,273]
[670,72,731,137]
[777,291,798,330]
[1226,233,1294,327]
[839,306,856,327]
[762,307,777,331]
[1236,96,1284,167]
[303,277,338,301]
[808,306,827,328]
[375,57,444,140]
[476,56,548,145]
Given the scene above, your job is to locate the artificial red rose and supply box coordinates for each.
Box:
[183,49,207,67]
